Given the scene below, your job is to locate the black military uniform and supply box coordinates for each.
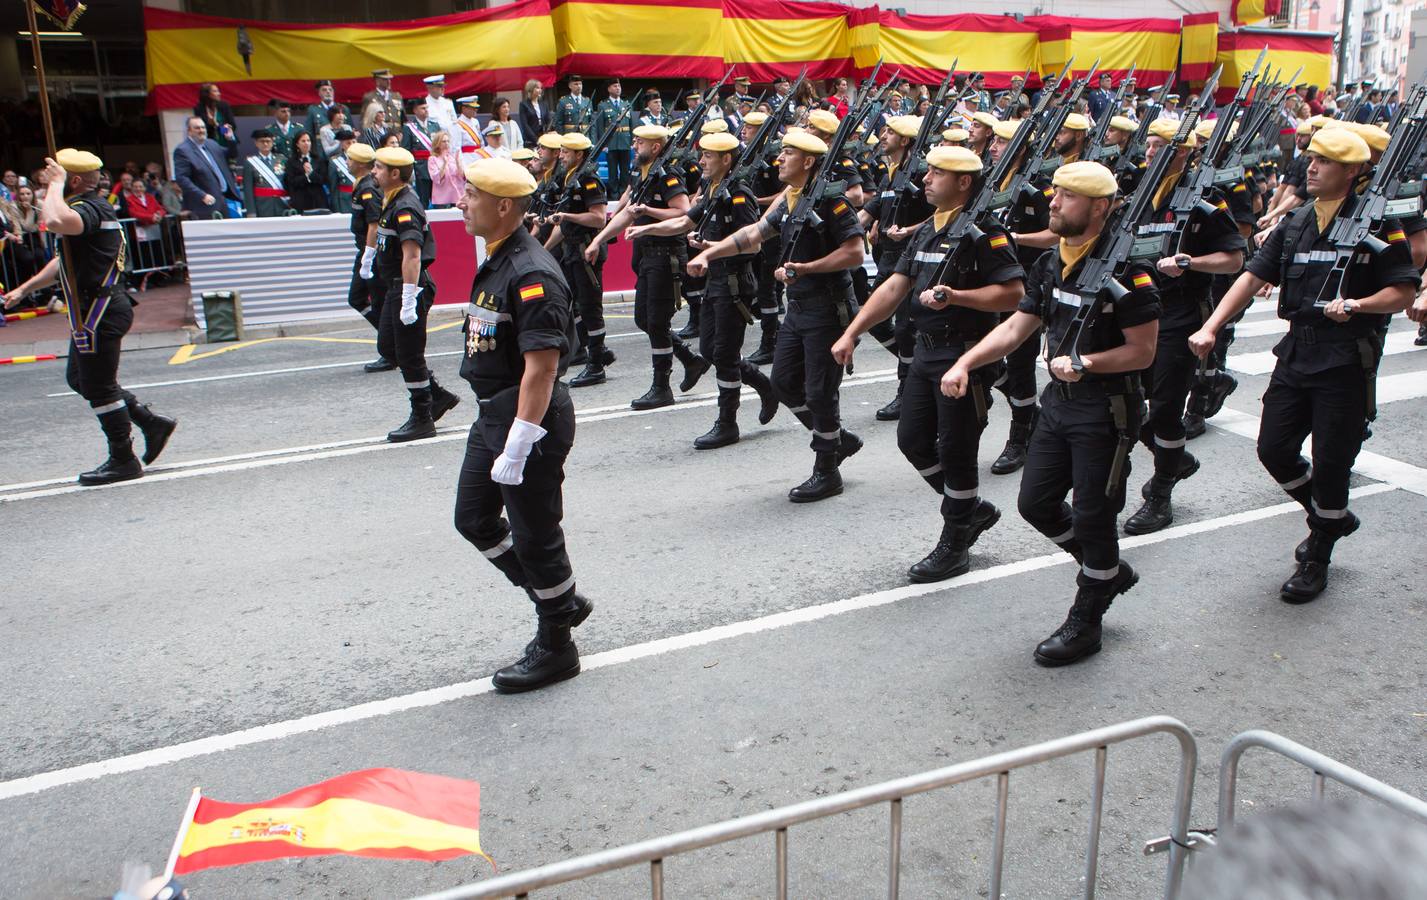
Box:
[629,161,708,409]
[1017,247,1160,664]
[685,177,778,447]
[349,173,384,333]
[58,183,176,484]
[766,183,866,500]
[453,225,591,692]
[555,167,616,386]
[993,173,1054,473]
[891,210,1024,580]
[864,152,934,420]
[675,150,708,340]
[1123,178,1244,534]
[374,180,458,440]
[1246,194,1418,598]
[532,161,563,246]
[747,136,785,365]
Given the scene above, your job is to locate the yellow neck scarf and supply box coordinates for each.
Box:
[381,184,405,210]
[933,205,963,233]
[1059,237,1097,281]
[1314,197,1345,234]
[1151,166,1182,212]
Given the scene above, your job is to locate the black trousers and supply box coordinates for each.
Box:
[872,249,915,378]
[606,148,630,196]
[348,250,382,328]
[66,300,133,409]
[994,314,1042,423]
[1139,300,1200,479]
[898,346,995,522]
[561,250,606,350]
[699,285,752,410]
[1018,386,1141,586]
[633,243,684,371]
[771,299,845,453]
[376,278,433,390]
[453,384,580,619]
[1257,360,1367,538]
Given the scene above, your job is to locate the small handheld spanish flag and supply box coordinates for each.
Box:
[166,769,493,877]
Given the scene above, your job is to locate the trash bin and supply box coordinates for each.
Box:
[201,290,244,342]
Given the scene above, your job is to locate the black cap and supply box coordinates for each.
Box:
[268,98,291,109]
[645,88,661,99]
[405,97,427,112]
[773,75,790,84]
[314,79,332,89]
[251,128,273,140]
[607,77,621,86]
[334,128,355,140]
[568,74,583,82]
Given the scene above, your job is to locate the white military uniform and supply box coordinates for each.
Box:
[425,75,458,135]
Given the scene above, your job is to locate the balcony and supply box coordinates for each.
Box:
[1361,30,1380,46]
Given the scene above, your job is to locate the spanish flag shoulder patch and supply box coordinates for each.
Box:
[732,195,747,205]
[1132,273,1153,289]
[665,176,679,187]
[1043,187,1054,198]
[1215,200,1228,212]
[832,200,849,215]
[585,181,598,191]
[360,192,372,200]
[397,212,413,223]
[1386,228,1407,244]
[519,282,546,302]
[988,234,1009,250]
[1232,183,1247,193]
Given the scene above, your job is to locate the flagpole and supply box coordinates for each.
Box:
[163,787,202,881]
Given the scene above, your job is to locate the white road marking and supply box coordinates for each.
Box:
[0,480,1397,803]
[1229,331,1426,376]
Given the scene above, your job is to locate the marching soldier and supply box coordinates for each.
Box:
[626,131,779,448]
[345,143,394,373]
[544,132,617,387]
[586,124,710,411]
[529,132,564,246]
[451,157,594,693]
[689,129,867,502]
[1190,127,1419,603]
[675,119,733,341]
[595,78,635,195]
[362,68,404,128]
[365,146,460,442]
[1054,113,1091,164]
[1122,120,1244,536]
[401,96,440,207]
[453,96,488,169]
[741,110,785,366]
[967,111,998,160]
[803,108,871,340]
[242,129,289,218]
[326,129,359,213]
[552,75,593,135]
[833,145,1025,581]
[940,127,970,148]
[2,151,177,484]
[943,161,1160,666]
[266,99,306,160]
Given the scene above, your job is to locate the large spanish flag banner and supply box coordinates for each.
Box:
[861,11,1041,89]
[1179,13,1220,85]
[551,0,722,79]
[169,769,491,876]
[1027,16,1180,87]
[144,3,557,111]
[721,0,854,82]
[1215,28,1333,102]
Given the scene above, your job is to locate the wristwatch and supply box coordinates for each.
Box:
[1175,254,1191,271]
[1343,299,1359,315]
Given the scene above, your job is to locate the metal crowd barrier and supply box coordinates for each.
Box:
[414,716,1200,900]
[0,231,51,291]
[0,216,187,293]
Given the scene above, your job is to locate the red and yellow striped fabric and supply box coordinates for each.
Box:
[1179,13,1219,85]
[551,0,722,79]
[144,3,556,110]
[1027,16,1180,88]
[171,769,490,875]
[859,11,1041,89]
[721,0,854,82]
[1215,29,1332,102]
[1231,0,1282,27]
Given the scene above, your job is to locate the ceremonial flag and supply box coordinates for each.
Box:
[861,11,1041,89]
[720,0,855,83]
[32,0,85,30]
[143,3,557,110]
[1179,13,1220,85]
[1027,15,1180,87]
[1215,29,1333,102]
[1231,0,1282,27]
[167,769,492,876]
[551,0,723,79]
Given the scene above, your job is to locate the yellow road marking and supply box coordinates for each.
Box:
[167,321,463,365]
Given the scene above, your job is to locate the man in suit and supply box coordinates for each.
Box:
[172,116,240,219]
[362,68,404,127]
[304,80,348,136]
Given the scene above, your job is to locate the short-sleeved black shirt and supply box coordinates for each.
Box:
[867,159,935,265]
[460,227,577,397]
[632,162,689,249]
[766,185,865,302]
[893,213,1024,334]
[349,173,382,245]
[375,184,435,283]
[556,166,607,263]
[64,192,125,309]
[1004,172,1054,270]
[1134,179,1246,305]
[688,179,761,288]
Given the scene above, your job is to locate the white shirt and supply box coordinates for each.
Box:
[428,94,457,135]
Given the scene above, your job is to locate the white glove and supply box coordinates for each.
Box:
[358,246,376,279]
[491,418,548,486]
[399,282,420,326]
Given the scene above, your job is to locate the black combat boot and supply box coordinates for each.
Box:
[1125,474,1177,535]
[631,368,674,410]
[672,339,710,392]
[1183,410,1207,440]
[363,356,397,373]
[429,376,461,423]
[1140,452,1201,500]
[493,621,581,693]
[1282,531,1335,603]
[966,499,1002,548]
[1034,563,1138,667]
[388,390,437,442]
[788,452,843,503]
[570,358,607,387]
[740,360,778,425]
[908,520,972,582]
[836,429,863,466]
[1295,511,1359,562]
[1202,372,1238,418]
[875,380,904,421]
[695,389,740,449]
[675,300,701,339]
[79,407,144,486]
[991,410,1038,475]
[126,399,178,465]
[746,318,777,365]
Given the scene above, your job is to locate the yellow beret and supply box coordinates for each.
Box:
[633,124,670,141]
[1342,121,1390,152]
[560,133,592,151]
[944,127,972,143]
[1108,115,1136,133]
[866,132,879,146]
[1307,115,1333,130]
[926,146,983,174]
[375,146,415,167]
[699,132,739,153]
[1296,121,1314,135]
[743,111,768,126]
[990,120,1020,141]
[55,148,102,174]
[972,112,1000,129]
[1194,118,1237,142]
[537,132,563,149]
[345,142,376,164]
[889,116,921,139]
[464,157,538,198]
[1062,113,1090,132]
[1308,128,1370,164]
[1147,118,1196,147]
[807,109,840,134]
[782,129,828,155]
[700,118,729,134]
[511,147,535,161]
[1052,160,1118,198]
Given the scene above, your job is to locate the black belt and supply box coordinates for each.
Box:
[915,328,981,351]
[1289,322,1368,344]
[1049,374,1141,401]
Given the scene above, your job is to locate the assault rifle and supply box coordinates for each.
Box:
[886,60,960,226]
[629,67,734,206]
[1111,74,1176,183]
[997,58,1100,211]
[1085,64,1137,163]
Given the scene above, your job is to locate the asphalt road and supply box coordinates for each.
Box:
[1,302,1424,899]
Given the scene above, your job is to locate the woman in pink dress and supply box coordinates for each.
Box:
[427,130,465,209]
